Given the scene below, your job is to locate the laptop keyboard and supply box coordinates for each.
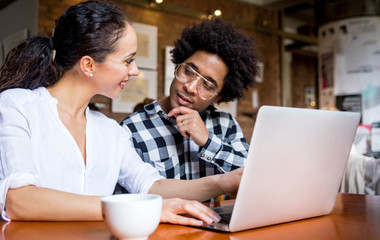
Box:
[218,213,232,224]
[212,205,234,224]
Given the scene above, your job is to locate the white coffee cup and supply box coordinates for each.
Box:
[101,194,162,240]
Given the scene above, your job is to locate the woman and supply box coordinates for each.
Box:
[0,1,242,225]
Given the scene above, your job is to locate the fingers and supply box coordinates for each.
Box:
[166,107,193,139]
[161,198,221,227]
[176,119,190,139]
[162,212,204,226]
[180,200,221,224]
[167,106,209,146]
[174,112,194,140]
[175,114,189,127]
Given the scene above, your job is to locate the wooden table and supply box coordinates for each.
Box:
[1,193,379,240]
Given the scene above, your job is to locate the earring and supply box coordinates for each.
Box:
[89,73,93,77]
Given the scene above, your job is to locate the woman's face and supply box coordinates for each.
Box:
[93,23,139,99]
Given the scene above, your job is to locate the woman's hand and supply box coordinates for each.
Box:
[161,198,221,226]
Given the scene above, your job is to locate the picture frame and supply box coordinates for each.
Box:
[255,61,264,83]
[215,100,237,117]
[164,45,175,96]
[112,69,157,113]
[133,23,157,70]
[304,86,316,107]
[252,89,259,109]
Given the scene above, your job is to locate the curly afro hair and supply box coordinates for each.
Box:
[171,18,259,103]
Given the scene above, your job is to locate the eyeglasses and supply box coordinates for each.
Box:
[174,63,218,100]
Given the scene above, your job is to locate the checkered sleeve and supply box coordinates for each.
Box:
[198,112,248,172]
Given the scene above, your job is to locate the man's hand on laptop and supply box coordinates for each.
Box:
[217,167,243,197]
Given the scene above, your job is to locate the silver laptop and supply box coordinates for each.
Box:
[202,105,361,232]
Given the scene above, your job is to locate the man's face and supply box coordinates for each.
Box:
[169,50,228,112]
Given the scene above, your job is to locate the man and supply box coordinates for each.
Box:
[121,18,258,181]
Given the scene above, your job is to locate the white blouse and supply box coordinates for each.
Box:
[0,87,163,219]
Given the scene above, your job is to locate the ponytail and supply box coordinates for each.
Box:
[0,36,60,93]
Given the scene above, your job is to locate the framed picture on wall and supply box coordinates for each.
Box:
[215,100,237,117]
[252,89,259,109]
[255,61,264,83]
[164,45,175,96]
[112,69,157,113]
[133,23,157,70]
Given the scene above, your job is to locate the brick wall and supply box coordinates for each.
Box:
[291,54,317,109]
[38,0,282,143]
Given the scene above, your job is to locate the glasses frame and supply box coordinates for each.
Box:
[174,63,218,100]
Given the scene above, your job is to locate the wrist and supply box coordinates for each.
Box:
[199,132,210,147]
[208,174,224,196]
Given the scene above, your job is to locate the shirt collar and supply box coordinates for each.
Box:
[144,101,177,125]
[143,100,163,116]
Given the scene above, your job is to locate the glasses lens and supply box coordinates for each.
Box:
[175,64,217,100]
[198,78,216,100]
[175,64,195,83]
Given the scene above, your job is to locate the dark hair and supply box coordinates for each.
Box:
[171,18,258,103]
[0,1,129,93]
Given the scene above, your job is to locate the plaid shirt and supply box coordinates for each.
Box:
[120,101,248,180]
